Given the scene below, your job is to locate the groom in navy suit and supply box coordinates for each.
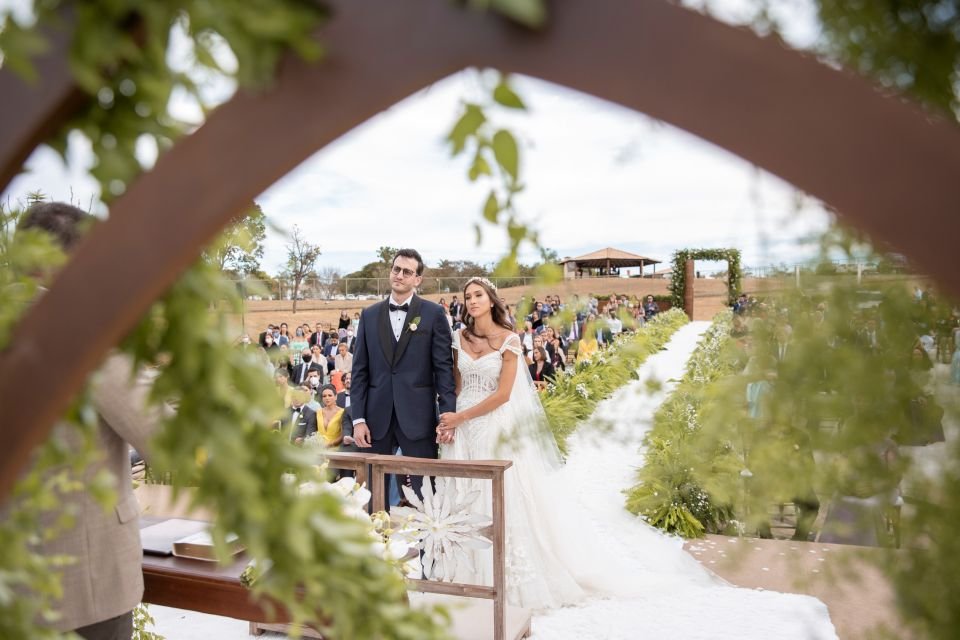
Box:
[350,248,456,500]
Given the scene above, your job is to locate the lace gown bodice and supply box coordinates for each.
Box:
[440,330,585,609]
[447,332,518,459]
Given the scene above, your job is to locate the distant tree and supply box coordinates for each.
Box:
[204,202,266,277]
[315,266,343,299]
[281,225,321,313]
[377,245,401,267]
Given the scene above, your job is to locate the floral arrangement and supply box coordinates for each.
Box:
[541,308,689,454]
[624,312,739,538]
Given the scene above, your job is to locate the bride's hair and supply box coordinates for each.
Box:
[461,278,514,346]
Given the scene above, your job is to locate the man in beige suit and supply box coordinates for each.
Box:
[11,202,160,639]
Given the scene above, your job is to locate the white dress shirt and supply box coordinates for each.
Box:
[388,294,413,341]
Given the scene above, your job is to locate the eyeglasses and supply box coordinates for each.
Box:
[391,265,417,278]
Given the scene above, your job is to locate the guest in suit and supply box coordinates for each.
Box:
[336,372,352,409]
[309,322,327,348]
[288,389,319,445]
[529,346,556,388]
[323,335,340,374]
[289,348,323,386]
[643,295,660,320]
[5,202,163,639]
[449,296,463,323]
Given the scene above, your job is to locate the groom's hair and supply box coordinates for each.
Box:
[392,248,424,276]
[20,201,91,251]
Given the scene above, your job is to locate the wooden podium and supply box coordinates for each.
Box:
[138,453,532,639]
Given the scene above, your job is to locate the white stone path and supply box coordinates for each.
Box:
[148,321,837,639]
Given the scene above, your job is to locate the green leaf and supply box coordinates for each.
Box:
[490,0,548,28]
[493,79,526,109]
[482,192,500,223]
[492,130,519,182]
[468,154,493,181]
[447,104,486,155]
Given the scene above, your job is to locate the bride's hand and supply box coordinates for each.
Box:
[439,412,463,429]
[436,424,455,444]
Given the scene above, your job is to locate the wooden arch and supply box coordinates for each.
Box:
[2,0,960,497]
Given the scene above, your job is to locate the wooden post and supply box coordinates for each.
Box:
[683,259,695,320]
[492,469,506,640]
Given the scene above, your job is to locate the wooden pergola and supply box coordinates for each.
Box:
[559,247,661,278]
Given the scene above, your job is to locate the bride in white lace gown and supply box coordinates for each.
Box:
[435,278,837,639]
[437,277,593,610]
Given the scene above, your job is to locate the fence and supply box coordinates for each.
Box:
[232,276,542,302]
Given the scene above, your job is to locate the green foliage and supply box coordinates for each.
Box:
[0,204,107,639]
[542,309,689,453]
[203,202,267,277]
[624,313,741,538]
[1,199,450,636]
[814,0,960,118]
[446,71,543,277]
[124,260,450,638]
[668,248,743,308]
[0,1,327,198]
[132,604,163,640]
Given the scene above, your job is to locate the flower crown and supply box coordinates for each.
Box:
[463,276,497,291]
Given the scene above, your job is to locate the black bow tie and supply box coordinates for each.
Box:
[292,407,301,413]
[389,303,409,312]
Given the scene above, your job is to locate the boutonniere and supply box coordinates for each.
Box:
[408,316,422,332]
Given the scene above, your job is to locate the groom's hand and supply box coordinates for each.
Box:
[353,421,372,448]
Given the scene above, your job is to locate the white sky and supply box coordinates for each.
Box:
[2,0,832,275]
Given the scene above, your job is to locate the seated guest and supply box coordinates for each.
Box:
[519,320,535,356]
[275,368,293,407]
[288,389,319,445]
[304,371,322,410]
[323,336,340,374]
[530,310,543,332]
[544,326,567,370]
[289,347,323,386]
[529,346,556,388]
[259,322,275,347]
[309,322,326,348]
[643,294,660,320]
[336,372,352,409]
[277,322,291,347]
[577,333,599,363]
[334,343,354,381]
[315,384,344,448]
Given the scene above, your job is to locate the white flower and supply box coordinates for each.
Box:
[299,476,372,519]
[390,478,492,582]
[575,383,591,399]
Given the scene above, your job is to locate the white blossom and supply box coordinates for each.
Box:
[390,478,492,582]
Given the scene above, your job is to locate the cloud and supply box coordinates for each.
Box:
[258,71,831,274]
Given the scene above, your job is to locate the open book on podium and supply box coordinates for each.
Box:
[140,517,244,561]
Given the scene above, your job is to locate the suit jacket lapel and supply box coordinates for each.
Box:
[377,300,395,364]
[393,295,422,366]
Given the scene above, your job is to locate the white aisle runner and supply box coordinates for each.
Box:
[147,321,837,639]
[530,321,837,639]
